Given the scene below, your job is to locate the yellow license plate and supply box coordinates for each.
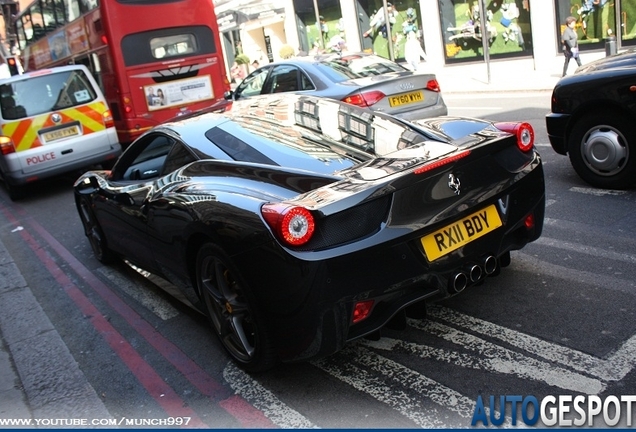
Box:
[421,204,502,262]
[388,90,424,107]
[42,126,80,142]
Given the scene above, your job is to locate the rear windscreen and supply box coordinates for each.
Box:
[121,26,216,67]
[0,69,98,120]
[316,54,408,83]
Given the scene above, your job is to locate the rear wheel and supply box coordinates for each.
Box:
[76,196,116,264]
[196,243,278,372]
[568,112,636,189]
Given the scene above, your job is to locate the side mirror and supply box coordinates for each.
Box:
[75,176,100,195]
[224,90,234,101]
[113,192,135,206]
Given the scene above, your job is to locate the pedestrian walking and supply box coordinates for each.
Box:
[562,16,582,77]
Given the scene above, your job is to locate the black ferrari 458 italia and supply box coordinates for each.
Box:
[74,94,545,372]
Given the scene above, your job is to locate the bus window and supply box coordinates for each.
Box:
[66,0,81,22]
[151,34,197,59]
[121,26,215,67]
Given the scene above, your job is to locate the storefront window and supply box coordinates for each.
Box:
[620,1,636,46]
[293,0,344,54]
[440,0,531,62]
[354,0,426,63]
[555,0,615,51]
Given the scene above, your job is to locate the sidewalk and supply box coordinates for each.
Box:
[423,51,607,94]
[0,240,31,423]
[0,236,111,424]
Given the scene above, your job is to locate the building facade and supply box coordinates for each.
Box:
[215,0,633,77]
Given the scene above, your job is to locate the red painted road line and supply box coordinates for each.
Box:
[11,218,207,427]
[220,395,277,428]
[0,202,274,428]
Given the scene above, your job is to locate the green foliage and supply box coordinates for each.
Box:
[279,45,295,59]
[235,54,250,65]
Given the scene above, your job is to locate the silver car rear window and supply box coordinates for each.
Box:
[316,54,408,82]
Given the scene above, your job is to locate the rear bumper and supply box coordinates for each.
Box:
[1,144,121,186]
[238,158,545,364]
[546,112,570,155]
[394,96,448,121]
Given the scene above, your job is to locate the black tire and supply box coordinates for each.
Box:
[196,243,278,372]
[0,169,24,201]
[76,196,116,264]
[568,112,636,189]
[4,181,24,201]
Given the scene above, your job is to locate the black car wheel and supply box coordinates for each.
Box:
[568,112,636,189]
[0,170,24,201]
[76,196,115,264]
[196,243,277,372]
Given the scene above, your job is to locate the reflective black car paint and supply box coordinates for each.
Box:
[76,94,545,366]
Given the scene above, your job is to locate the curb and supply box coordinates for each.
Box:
[0,237,111,421]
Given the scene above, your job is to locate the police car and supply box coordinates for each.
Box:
[0,64,121,200]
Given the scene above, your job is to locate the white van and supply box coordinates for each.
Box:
[0,64,121,200]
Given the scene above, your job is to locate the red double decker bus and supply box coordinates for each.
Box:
[13,0,231,145]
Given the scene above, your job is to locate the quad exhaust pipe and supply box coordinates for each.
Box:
[469,264,482,282]
[451,272,468,293]
[484,255,498,275]
[448,255,498,293]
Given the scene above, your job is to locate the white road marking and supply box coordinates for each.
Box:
[444,92,551,100]
[314,347,450,428]
[569,186,628,196]
[448,107,503,110]
[223,363,316,429]
[317,344,520,428]
[513,252,635,293]
[97,267,179,320]
[429,305,636,382]
[535,236,636,264]
[221,306,632,427]
[379,320,604,394]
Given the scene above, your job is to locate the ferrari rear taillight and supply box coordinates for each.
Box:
[352,300,374,324]
[342,90,385,107]
[495,122,535,152]
[414,149,471,175]
[524,213,535,229]
[426,79,441,92]
[0,136,15,155]
[261,203,315,246]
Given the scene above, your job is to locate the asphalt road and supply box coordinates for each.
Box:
[0,91,635,428]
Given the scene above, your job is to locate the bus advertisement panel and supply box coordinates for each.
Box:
[14,0,231,145]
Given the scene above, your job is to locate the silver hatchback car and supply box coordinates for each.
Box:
[225,53,447,121]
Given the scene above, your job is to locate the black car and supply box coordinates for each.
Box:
[74,94,545,372]
[546,50,636,189]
